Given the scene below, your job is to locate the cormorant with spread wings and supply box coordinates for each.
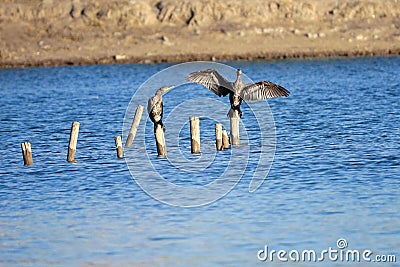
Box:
[187,69,290,117]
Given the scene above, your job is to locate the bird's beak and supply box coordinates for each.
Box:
[163,86,174,92]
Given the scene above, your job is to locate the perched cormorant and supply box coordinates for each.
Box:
[147,86,173,131]
[187,69,290,117]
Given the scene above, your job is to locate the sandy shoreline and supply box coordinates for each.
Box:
[2,48,400,69]
[1,0,400,68]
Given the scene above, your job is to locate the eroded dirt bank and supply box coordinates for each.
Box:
[1,0,400,68]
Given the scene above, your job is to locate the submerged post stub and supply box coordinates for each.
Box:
[67,121,80,163]
[115,136,124,158]
[228,109,240,146]
[154,124,167,157]
[190,116,200,154]
[125,105,144,147]
[21,141,33,166]
[215,123,223,151]
[222,130,230,149]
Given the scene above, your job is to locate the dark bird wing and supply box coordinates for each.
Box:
[186,69,232,97]
[240,81,290,101]
[147,95,158,115]
[147,95,163,123]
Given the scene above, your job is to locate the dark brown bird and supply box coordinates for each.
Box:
[187,69,290,117]
[147,86,173,131]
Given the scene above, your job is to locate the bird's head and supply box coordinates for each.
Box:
[237,69,242,76]
[156,85,174,95]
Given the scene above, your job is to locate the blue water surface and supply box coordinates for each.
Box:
[0,57,399,266]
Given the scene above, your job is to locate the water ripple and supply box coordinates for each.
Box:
[1,58,400,266]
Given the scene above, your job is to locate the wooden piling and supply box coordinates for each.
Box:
[154,124,167,157]
[67,121,80,163]
[222,130,230,149]
[215,123,223,151]
[115,136,124,158]
[125,105,144,147]
[21,141,33,166]
[228,109,240,146]
[190,116,200,154]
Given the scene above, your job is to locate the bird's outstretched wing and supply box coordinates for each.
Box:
[186,69,232,97]
[240,81,290,101]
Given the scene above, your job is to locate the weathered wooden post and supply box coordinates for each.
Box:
[154,124,167,157]
[222,130,230,149]
[228,109,240,146]
[190,116,200,154]
[67,121,80,163]
[215,123,223,151]
[21,141,33,166]
[125,105,144,147]
[115,136,124,158]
